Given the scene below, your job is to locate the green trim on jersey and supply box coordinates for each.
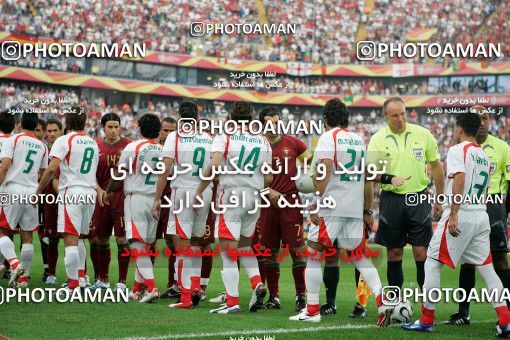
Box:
[481,134,510,194]
[367,123,440,194]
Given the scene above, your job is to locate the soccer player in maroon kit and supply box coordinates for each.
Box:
[156,117,182,299]
[42,118,63,285]
[89,113,130,291]
[258,107,312,312]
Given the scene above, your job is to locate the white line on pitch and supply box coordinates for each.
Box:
[117,319,497,340]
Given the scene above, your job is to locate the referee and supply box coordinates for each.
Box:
[447,105,510,325]
[367,97,445,292]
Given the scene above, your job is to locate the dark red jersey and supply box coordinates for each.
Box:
[269,135,311,194]
[96,137,130,190]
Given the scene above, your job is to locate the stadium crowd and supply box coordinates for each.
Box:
[1,0,508,64]
[1,82,508,157]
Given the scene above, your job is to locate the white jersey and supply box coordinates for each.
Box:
[211,131,272,191]
[119,139,162,195]
[314,127,365,218]
[50,132,99,191]
[0,133,48,189]
[161,131,213,189]
[445,141,491,211]
[0,133,10,153]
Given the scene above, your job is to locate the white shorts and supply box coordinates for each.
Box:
[125,193,158,244]
[428,208,491,268]
[215,187,260,241]
[0,184,38,231]
[307,216,363,250]
[167,187,212,240]
[57,187,96,236]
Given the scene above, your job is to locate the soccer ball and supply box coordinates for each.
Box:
[390,301,414,323]
[295,174,316,193]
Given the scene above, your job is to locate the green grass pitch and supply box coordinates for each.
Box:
[1,238,507,339]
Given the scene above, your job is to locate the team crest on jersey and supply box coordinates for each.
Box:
[413,147,424,161]
[283,149,290,156]
[506,165,510,173]
[490,162,497,175]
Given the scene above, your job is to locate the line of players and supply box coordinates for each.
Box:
[0,98,509,335]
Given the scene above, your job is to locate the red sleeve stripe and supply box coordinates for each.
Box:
[132,140,156,174]
[66,133,87,165]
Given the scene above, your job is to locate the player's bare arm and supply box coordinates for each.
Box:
[0,157,13,185]
[430,159,445,221]
[36,157,60,195]
[448,172,465,237]
[151,156,173,220]
[193,151,223,214]
[363,182,374,231]
[104,169,124,205]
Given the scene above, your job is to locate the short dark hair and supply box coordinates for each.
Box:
[162,116,177,125]
[456,111,481,137]
[382,97,405,114]
[323,98,349,128]
[139,113,161,139]
[231,101,253,122]
[46,118,63,131]
[21,112,39,131]
[37,118,46,129]
[101,113,121,127]
[179,101,198,119]
[259,107,279,122]
[0,111,15,134]
[65,106,87,132]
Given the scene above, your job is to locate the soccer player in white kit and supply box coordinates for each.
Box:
[0,112,48,287]
[0,110,16,279]
[402,111,510,337]
[36,108,103,292]
[152,101,214,309]
[194,101,272,314]
[107,113,162,303]
[289,99,401,325]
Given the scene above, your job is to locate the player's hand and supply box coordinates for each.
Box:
[193,191,203,216]
[151,200,160,220]
[433,203,443,221]
[391,176,411,187]
[103,192,112,206]
[268,188,282,207]
[363,212,374,232]
[447,212,460,237]
[96,188,106,207]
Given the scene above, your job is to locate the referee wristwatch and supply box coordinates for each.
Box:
[363,209,373,215]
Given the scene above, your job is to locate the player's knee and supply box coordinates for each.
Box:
[115,236,127,245]
[98,236,109,245]
[461,263,475,269]
[387,247,403,261]
[492,251,509,271]
[323,250,339,267]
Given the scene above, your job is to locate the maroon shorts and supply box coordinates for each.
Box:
[156,206,170,240]
[90,191,125,238]
[198,209,216,246]
[43,203,60,238]
[259,203,305,249]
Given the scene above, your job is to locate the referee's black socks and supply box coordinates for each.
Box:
[323,266,339,306]
[415,260,425,290]
[387,260,403,288]
[458,266,476,317]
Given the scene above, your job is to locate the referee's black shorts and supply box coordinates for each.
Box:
[375,189,432,248]
[487,195,508,253]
